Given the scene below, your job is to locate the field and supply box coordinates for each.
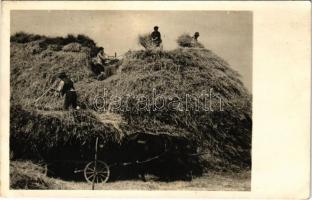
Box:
[39,171,251,190]
[10,159,250,190]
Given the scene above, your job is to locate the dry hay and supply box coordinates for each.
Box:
[177,34,204,48]
[10,34,252,171]
[11,32,100,56]
[10,40,93,110]
[10,105,122,162]
[138,33,157,50]
[62,42,82,52]
[10,160,60,189]
[82,49,252,168]
[96,112,127,134]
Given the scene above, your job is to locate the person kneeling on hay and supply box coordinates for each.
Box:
[56,72,80,110]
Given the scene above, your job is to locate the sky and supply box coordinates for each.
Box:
[11,10,252,91]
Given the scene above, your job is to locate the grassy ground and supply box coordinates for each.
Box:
[51,171,251,190]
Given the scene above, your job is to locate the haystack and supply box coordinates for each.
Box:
[79,49,252,168]
[10,33,251,174]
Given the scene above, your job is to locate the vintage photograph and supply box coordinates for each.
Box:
[9,10,252,190]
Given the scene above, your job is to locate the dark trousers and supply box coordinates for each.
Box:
[91,63,104,75]
[64,91,77,110]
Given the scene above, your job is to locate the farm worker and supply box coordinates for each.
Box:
[56,72,79,110]
[94,47,108,66]
[151,26,162,47]
[192,32,200,42]
[91,47,109,75]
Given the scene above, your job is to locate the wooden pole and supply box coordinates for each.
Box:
[34,83,55,104]
[92,137,99,190]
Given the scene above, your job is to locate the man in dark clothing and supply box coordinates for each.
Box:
[56,72,79,110]
[193,32,200,41]
[151,26,162,47]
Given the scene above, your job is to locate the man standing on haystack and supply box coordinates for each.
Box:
[192,32,200,42]
[151,26,162,47]
[56,72,79,110]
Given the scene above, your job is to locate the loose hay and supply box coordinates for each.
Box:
[177,34,205,48]
[138,33,156,50]
[11,33,252,173]
[62,42,82,52]
[10,160,61,189]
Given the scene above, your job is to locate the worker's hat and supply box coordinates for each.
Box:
[195,32,200,36]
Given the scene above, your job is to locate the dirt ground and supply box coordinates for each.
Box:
[52,171,251,191]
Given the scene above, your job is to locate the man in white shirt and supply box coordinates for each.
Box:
[94,47,108,65]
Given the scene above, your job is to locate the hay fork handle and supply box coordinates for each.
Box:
[34,82,57,104]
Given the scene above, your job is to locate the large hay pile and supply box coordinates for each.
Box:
[10,33,251,175]
[79,49,252,168]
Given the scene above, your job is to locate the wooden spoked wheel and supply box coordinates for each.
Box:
[84,161,110,184]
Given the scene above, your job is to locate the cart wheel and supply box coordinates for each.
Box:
[84,161,110,184]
